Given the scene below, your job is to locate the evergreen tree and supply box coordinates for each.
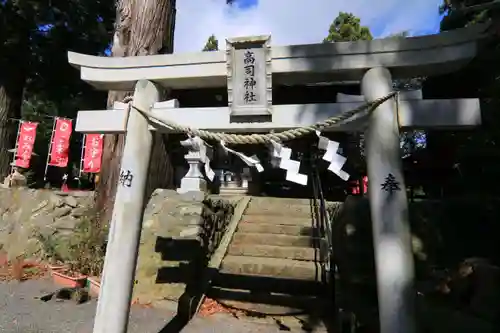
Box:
[323,12,373,42]
[203,34,219,51]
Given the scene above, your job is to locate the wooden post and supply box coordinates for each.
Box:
[362,67,416,333]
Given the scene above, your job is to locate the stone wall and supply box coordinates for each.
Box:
[0,188,94,260]
[133,189,237,310]
[0,187,238,311]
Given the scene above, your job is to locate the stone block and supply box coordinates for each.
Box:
[133,194,235,306]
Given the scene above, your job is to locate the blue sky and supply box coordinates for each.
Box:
[369,8,442,37]
[174,0,444,52]
[234,0,443,37]
[234,0,259,10]
[35,0,444,54]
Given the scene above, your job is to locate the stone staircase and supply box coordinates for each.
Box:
[208,197,333,331]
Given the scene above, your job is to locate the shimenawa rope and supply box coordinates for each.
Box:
[123,91,398,145]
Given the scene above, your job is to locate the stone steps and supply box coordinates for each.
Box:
[232,232,323,248]
[228,244,320,261]
[209,196,332,328]
[208,287,329,311]
[240,214,315,226]
[220,255,322,281]
[244,201,315,217]
[219,188,248,196]
[212,272,324,296]
[237,222,319,236]
[249,196,316,205]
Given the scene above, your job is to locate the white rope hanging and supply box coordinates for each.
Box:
[269,140,308,186]
[316,131,350,181]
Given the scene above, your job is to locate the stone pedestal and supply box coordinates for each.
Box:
[177,162,207,194]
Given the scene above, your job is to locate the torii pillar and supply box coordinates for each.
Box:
[91,80,161,333]
[363,67,415,333]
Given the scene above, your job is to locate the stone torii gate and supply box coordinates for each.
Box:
[70,26,484,333]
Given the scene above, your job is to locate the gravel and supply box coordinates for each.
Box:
[0,279,308,333]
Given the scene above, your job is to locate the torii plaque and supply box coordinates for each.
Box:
[226,35,272,118]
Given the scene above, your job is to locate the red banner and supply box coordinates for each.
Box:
[15,121,38,168]
[48,118,73,167]
[82,134,104,173]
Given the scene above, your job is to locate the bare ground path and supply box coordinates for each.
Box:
[0,279,306,333]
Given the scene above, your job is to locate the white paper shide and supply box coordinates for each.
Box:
[268,140,308,186]
[220,141,264,172]
[316,131,350,181]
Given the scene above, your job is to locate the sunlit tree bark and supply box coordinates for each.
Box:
[95,0,176,224]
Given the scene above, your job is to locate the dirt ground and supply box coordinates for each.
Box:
[0,278,318,333]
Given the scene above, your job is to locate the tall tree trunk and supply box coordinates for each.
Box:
[0,34,29,180]
[95,0,176,225]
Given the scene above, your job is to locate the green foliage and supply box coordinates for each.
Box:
[65,217,107,276]
[203,34,219,51]
[36,232,65,264]
[1,0,114,89]
[0,0,114,181]
[439,0,495,31]
[323,12,373,42]
[424,0,500,198]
